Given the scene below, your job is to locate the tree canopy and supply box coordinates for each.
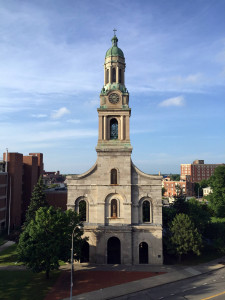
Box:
[169,174,180,181]
[170,213,202,261]
[207,165,225,217]
[18,206,85,279]
[24,176,49,226]
[194,179,209,197]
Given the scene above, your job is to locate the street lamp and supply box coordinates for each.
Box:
[70,225,81,300]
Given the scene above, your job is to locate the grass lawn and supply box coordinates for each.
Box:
[0,243,66,267]
[164,250,224,266]
[0,270,61,300]
[180,251,223,266]
[0,244,23,266]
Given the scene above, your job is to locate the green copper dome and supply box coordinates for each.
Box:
[105,35,124,58]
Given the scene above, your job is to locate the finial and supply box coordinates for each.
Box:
[111,29,118,46]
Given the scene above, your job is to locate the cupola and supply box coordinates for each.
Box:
[105,35,124,58]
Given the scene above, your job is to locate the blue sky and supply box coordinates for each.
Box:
[0,0,225,174]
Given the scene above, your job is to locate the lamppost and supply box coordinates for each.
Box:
[70,225,81,300]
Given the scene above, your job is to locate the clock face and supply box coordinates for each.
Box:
[109,93,120,104]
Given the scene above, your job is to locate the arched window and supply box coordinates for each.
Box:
[112,68,116,82]
[106,69,109,84]
[111,199,117,218]
[79,200,86,222]
[111,169,117,184]
[110,118,118,140]
[143,201,150,222]
[119,69,122,83]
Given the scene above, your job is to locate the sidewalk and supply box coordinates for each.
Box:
[63,257,225,300]
[0,240,15,253]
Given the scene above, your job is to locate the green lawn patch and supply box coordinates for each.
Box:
[0,244,22,266]
[179,251,223,266]
[0,270,61,300]
[164,249,223,266]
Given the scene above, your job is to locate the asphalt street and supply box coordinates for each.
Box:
[113,267,225,300]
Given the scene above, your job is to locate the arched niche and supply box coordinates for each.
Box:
[75,196,89,223]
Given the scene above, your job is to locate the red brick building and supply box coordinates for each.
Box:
[45,190,67,211]
[181,160,224,183]
[0,171,7,231]
[162,176,194,198]
[43,170,65,186]
[0,152,43,232]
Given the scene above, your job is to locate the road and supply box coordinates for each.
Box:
[113,267,225,300]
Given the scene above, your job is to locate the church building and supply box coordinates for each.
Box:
[67,33,163,265]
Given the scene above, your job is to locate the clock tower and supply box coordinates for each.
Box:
[67,33,163,266]
[96,34,132,153]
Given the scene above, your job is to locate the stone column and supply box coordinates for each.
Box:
[121,116,124,140]
[104,116,107,140]
[104,66,106,85]
[126,116,130,140]
[99,116,103,140]
[109,66,112,84]
[116,66,119,83]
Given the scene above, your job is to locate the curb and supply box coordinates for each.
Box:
[65,260,225,300]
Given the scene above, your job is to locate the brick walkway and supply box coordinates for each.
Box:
[44,270,165,300]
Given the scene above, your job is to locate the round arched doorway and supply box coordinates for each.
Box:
[139,242,148,264]
[107,237,121,264]
[80,241,89,263]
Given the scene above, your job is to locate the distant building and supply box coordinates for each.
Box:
[0,171,7,232]
[162,176,194,198]
[181,160,224,183]
[43,171,65,186]
[0,152,43,232]
[203,187,213,197]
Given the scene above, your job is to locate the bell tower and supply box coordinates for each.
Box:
[96,32,132,154]
[67,32,163,266]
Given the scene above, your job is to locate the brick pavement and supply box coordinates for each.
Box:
[44,269,165,300]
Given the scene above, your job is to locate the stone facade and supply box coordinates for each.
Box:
[67,34,163,265]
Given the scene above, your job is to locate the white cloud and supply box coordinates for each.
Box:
[159,96,185,107]
[51,107,70,119]
[31,114,47,118]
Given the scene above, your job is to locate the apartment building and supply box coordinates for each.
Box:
[0,171,7,232]
[181,160,224,183]
[0,152,43,231]
[162,176,194,198]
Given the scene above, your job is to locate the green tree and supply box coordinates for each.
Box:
[18,206,84,279]
[194,179,209,197]
[172,195,188,214]
[169,174,180,181]
[24,177,48,226]
[187,198,211,234]
[170,213,202,262]
[79,201,86,222]
[162,206,176,228]
[208,166,225,217]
